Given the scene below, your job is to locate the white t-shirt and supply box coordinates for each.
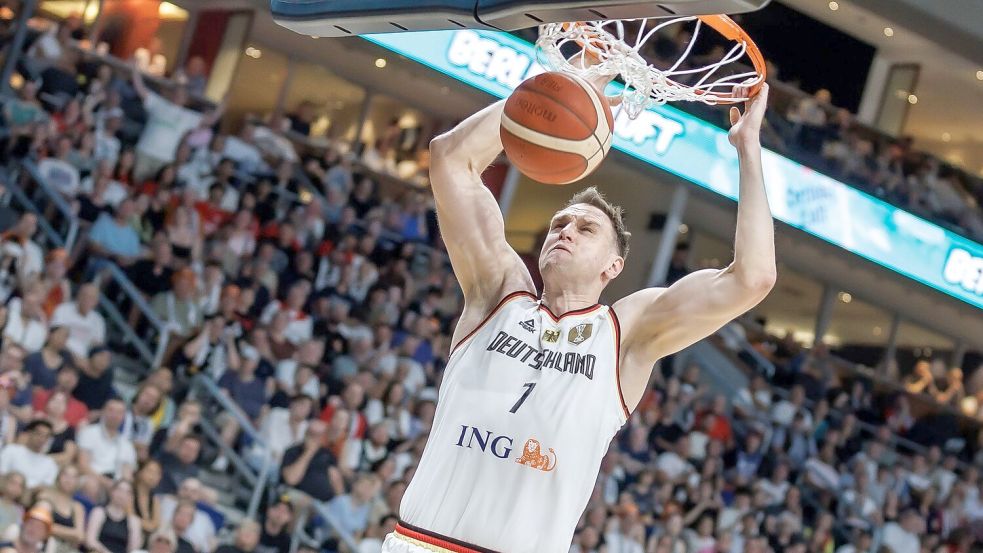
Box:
[51,302,107,358]
[756,479,789,506]
[0,443,58,489]
[259,407,308,460]
[94,130,122,167]
[655,451,692,481]
[259,302,312,345]
[3,297,48,352]
[160,495,216,553]
[137,92,203,162]
[880,522,919,553]
[76,423,137,478]
[37,158,81,197]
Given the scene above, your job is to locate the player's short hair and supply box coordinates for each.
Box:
[566,186,631,259]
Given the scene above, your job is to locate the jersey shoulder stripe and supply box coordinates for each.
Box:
[450,291,536,355]
[609,306,630,419]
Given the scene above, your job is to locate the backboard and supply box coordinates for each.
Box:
[271,0,771,37]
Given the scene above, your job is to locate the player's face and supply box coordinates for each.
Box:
[539,204,622,285]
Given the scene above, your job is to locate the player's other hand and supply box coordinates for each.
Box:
[728,83,769,149]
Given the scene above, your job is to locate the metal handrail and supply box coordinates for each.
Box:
[310,500,360,552]
[190,374,272,521]
[103,263,170,367]
[19,158,78,250]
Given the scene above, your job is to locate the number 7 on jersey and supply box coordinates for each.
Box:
[510,382,536,413]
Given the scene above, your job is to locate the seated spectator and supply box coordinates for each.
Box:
[211,349,269,471]
[133,459,163,536]
[85,479,143,553]
[159,480,217,553]
[124,383,163,459]
[880,509,922,553]
[655,437,694,485]
[259,280,313,345]
[37,136,81,198]
[77,399,136,486]
[93,108,123,168]
[156,435,203,495]
[24,325,72,391]
[32,365,89,428]
[2,81,47,138]
[50,283,106,362]
[126,239,175,299]
[0,472,25,533]
[36,464,86,551]
[151,268,203,342]
[0,420,58,489]
[2,504,55,553]
[280,420,345,504]
[76,164,128,224]
[257,498,293,553]
[214,520,261,553]
[323,473,381,539]
[38,390,78,466]
[145,368,177,432]
[253,394,312,466]
[345,422,392,474]
[2,283,48,353]
[134,527,180,553]
[39,249,71,320]
[72,346,116,412]
[176,315,239,380]
[86,199,142,268]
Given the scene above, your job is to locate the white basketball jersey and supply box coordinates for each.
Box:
[399,292,629,553]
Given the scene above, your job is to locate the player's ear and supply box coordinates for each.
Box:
[603,255,624,282]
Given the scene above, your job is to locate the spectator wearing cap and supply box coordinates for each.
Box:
[280,420,345,505]
[85,479,142,553]
[77,398,136,486]
[256,499,293,553]
[215,520,261,553]
[32,365,88,428]
[151,268,203,341]
[50,283,105,362]
[0,420,58,489]
[23,324,72,391]
[1,504,53,552]
[72,345,115,412]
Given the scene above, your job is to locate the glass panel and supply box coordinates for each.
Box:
[281,59,365,143]
[825,294,892,366]
[224,43,288,127]
[874,63,919,137]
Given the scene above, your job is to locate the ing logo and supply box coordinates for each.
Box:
[515,438,557,472]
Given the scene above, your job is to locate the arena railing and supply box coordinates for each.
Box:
[18,159,79,251]
[2,173,162,366]
[189,374,275,521]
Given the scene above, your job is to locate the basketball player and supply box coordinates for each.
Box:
[383,79,775,552]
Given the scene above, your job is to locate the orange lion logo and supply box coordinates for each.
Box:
[515,439,556,472]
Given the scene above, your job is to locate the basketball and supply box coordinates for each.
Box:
[500,72,614,185]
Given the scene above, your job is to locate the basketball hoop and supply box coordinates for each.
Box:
[537,15,767,119]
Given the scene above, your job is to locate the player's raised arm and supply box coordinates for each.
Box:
[429,101,534,308]
[615,84,776,408]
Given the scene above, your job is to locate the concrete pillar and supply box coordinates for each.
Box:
[273,57,296,117]
[353,90,374,152]
[951,340,967,370]
[884,313,902,366]
[813,284,837,346]
[0,0,37,94]
[645,185,689,288]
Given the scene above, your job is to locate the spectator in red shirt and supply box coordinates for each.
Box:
[33,365,88,428]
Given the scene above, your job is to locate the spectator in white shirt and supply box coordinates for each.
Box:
[50,283,106,362]
[0,213,44,285]
[93,108,123,167]
[76,399,136,487]
[878,509,922,553]
[37,136,81,198]
[3,284,49,353]
[259,280,313,345]
[252,394,312,466]
[0,420,59,489]
[655,437,694,484]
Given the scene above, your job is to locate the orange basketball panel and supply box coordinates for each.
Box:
[504,89,594,141]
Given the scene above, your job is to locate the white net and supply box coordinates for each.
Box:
[536,17,763,119]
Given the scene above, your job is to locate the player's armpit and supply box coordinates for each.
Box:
[614,266,774,405]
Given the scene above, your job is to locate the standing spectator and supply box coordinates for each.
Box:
[50,283,106,362]
[130,65,222,182]
[85,479,143,553]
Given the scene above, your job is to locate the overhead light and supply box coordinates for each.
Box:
[375,58,387,68]
[310,35,319,39]
[245,46,261,59]
[942,132,951,142]
[883,27,894,37]
[907,94,918,104]
[678,224,689,234]
[839,291,852,303]
[976,70,983,81]
[828,1,839,10]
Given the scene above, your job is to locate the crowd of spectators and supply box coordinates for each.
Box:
[0,11,981,553]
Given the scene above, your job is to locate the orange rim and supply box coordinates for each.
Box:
[564,15,766,104]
